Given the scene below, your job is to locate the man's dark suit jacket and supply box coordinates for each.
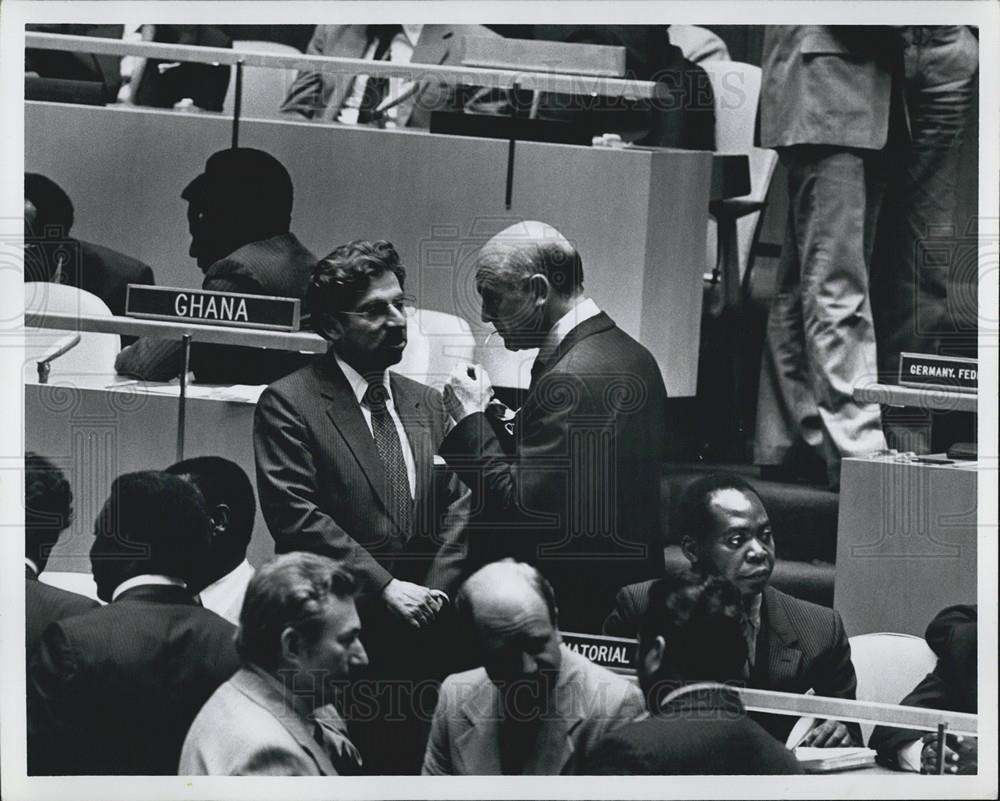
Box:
[869,604,977,765]
[583,685,803,774]
[254,352,470,599]
[115,232,317,384]
[439,312,668,634]
[25,566,99,656]
[603,581,860,743]
[26,24,231,110]
[27,583,239,775]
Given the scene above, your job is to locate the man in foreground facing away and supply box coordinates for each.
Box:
[27,472,239,775]
[422,560,644,775]
[603,472,860,747]
[584,571,802,774]
[439,220,668,633]
[180,553,369,775]
[869,604,977,774]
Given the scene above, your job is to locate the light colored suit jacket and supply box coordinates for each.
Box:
[280,24,499,127]
[758,25,903,150]
[422,645,644,775]
[179,666,341,776]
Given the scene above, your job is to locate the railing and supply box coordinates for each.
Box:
[25,32,666,101]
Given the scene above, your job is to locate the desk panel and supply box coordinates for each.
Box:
[835,456,978,637]
[26,102,713,396]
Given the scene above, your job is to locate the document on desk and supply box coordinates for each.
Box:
[794,747,876,773]
[137,383,266,404]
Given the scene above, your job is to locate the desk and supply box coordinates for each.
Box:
[24,375,275,574]
[25,101,721,396]
[834,455,978,637]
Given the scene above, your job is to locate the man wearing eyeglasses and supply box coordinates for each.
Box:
[253,239,472,773]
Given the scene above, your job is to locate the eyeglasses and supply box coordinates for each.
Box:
[340,294,417,323]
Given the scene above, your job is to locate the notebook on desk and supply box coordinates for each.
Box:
[794,747,876,773]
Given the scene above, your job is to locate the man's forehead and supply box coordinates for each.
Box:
[707,488,768,526]
[352,271,402,305]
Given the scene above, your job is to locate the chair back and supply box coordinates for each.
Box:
[849,632,938,744]
[395,309,476,391]
[222,41,301,120]
[700,60,779,285]
[24,282,120,383]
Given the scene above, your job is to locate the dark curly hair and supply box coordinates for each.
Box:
[306,239,406,324]
[638,570,747,704]
[24,451,73,570]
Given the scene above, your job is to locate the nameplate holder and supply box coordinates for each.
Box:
[898,352,977,394]
[561,631,637,675]
[125,285,300,331]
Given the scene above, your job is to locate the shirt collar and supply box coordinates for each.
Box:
[111,574,187,602]
[540,296,600,360]
[334,352,394,409]
[25,558,39,577]
[402,24,423,47]
[200,559,252,597]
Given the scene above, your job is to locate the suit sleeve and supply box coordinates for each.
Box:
[254,385,394,594]
[114,337,184,381]
[421,681,455,775]
[440,372,595,538]
[280,25,328,118]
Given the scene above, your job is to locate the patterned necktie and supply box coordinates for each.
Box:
[363,378,413,541]
[358,25,401,124]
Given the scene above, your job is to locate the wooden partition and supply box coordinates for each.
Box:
[26,101,712,396]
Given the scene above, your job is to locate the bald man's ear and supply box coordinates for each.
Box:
[527,272,551,306]
[643,635,666,677]
[209,503,231,542]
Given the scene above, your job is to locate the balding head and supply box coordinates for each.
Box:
[456,560,562,689]
[474,221,584,351]
[476,221,582,297]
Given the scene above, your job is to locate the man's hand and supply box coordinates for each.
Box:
[443,363,493,423]
[920,733,977,775]
[382,579,445,628]
[798,719,858,748]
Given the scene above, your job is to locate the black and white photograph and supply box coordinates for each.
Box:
[1,1,996,798]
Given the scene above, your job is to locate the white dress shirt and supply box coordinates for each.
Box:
[198,559,255,626]
[335,353,417,496]
[538,296,602,363]
[111,573,187,601]
[337,24,424,127]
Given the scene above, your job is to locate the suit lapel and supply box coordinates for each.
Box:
[457,678,502,774]
[757,587,803,687]
[524,650,582,774]
[317,355,393,519]
[231,668,338,775]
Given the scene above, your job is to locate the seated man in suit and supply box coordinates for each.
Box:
[869,605,977,774]
[280,24,501,127]
[423,560,644,775]
[115,147,317,385]
[180,552,368,775]
[585,571,802,774]
[26,24,231,110]
[254,239,471,773]
[603,472,860,747]
[24,172,155,318]
[166,456,257,626]
[27,471,239,775]
[24,452,99,655]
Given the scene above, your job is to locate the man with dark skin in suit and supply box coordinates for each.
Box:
[604,472,860,747]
